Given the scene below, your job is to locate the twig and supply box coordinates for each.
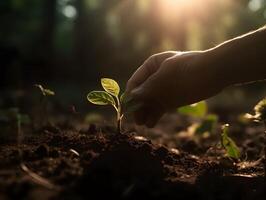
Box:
[20,163,59,190]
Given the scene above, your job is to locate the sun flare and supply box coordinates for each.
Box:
[157,0,209,22]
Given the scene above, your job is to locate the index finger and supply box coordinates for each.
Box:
[126,51,178,92]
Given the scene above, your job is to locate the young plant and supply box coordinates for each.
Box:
[245,98,266,123]
[221,124,240,159]
[244,98,266,176]
[87,78,140,133]
[178,101,218,136]
[34,84,55,97]
[34,84,55,126]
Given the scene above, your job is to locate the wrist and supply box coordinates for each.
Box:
[197,49,231,90]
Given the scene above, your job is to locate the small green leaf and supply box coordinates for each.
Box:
[178,101,207,118]
[101,78,120,97]
[35,84,55,96]
[221,124,240,159]
[87,91,115,106]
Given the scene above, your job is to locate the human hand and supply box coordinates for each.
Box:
[126,51,225,127]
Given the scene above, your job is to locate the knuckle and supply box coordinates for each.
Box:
[162,57,175,67]
[146,55,156,64]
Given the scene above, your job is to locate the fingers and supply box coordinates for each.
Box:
[127,51,180,127]
[145,107,164,128]
[130,76,165,127]
[126,51,177,92]
[133,103,165,128]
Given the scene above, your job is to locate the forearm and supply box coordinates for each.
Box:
[205,25,266,87]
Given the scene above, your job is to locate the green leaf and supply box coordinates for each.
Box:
[101,78,120,97]
[221,124,240,159]
[87,91,116,106]
[178,101,207,118]
[35,84,55,96]
[195,114,218,135]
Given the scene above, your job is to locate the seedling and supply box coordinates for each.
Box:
[178,101,218,136]
[244,97,266,176]
[34,84,55,126]
[221,124,240,159]
[245,98,266,123]
[87,78,140,133]
[34,84,55,96]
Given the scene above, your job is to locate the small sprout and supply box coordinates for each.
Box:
[244,98,266,123]
[178,101,217,136]
[221,124,240,159]
[246,97,266,176]
[87,78,141,133]
[34,84,55,96]
[34,84,55,126]
[254,98,266,122]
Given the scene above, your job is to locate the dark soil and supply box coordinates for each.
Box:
[0,119,265,200]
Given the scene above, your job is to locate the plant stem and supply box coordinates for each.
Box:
[117,117,121,134]
[116,97,123,134]
[116,97,122,134]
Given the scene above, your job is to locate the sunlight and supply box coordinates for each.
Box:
[157,0,208,22]
[161,0,195,6]
[158,0,199,11]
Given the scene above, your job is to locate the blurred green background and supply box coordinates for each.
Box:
[0,0,266,113]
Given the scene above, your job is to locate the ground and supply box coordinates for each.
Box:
[0,113,265,200]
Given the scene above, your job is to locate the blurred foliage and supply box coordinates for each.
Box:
[221,124,240,159]
[178,101,218,135]
[0,0,265,91]
[178,101,207,118]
